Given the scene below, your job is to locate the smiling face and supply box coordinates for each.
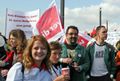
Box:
[31,40,47,63]
[66,28,78,45]
[9,34,17,48]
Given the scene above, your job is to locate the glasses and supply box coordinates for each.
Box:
[67,33,78,36]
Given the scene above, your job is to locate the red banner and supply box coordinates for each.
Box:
[36,3,64,41]
[59,33,91,47]
[78,33,91,47]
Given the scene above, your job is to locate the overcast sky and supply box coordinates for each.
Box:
[0,0,120,35]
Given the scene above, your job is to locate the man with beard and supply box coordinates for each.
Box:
[60,26,90,81]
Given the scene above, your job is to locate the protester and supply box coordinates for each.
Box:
[6,35,52,81]
[6,29,27,64]
[0,35,8,81]
[0,35,7,64]
[60,26,90,81]
[115,40,120,81]
[0,29,27,79]
[49,41,70,81]
[86,25,116,81]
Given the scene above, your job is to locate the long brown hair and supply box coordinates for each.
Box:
[8,29,27,53]
[22,35,51,70]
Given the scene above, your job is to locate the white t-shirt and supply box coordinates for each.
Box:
[90,43,108,76]
[6,62,52,81]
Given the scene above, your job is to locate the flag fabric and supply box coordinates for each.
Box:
[90,27,96,37]
[78,33,91,47]
[58,33,91,47]
[35,1,64,42]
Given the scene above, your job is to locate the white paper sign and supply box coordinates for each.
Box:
[6,9,39,39]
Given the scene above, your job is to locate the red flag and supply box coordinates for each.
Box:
[90,27,96,37]
[58,33,91,47]
[77,33,91,47]
[36,2,64,42]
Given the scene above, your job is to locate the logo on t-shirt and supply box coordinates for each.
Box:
[95,51,104,58]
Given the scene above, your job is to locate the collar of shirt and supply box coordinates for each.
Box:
[32,63,47,71]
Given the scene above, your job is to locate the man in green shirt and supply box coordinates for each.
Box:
[60,26,90,81]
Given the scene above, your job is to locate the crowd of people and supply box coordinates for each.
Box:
[0,25,119,81]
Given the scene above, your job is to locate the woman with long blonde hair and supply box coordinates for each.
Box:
[6,35,52,81]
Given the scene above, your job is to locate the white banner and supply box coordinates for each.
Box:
[106,32,120,46]
[6,9,39,39]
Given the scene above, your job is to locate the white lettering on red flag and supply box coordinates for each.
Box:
[78,33,91,47]
[36,2,64,42]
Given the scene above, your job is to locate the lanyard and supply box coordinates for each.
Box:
[51,65,61,77]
